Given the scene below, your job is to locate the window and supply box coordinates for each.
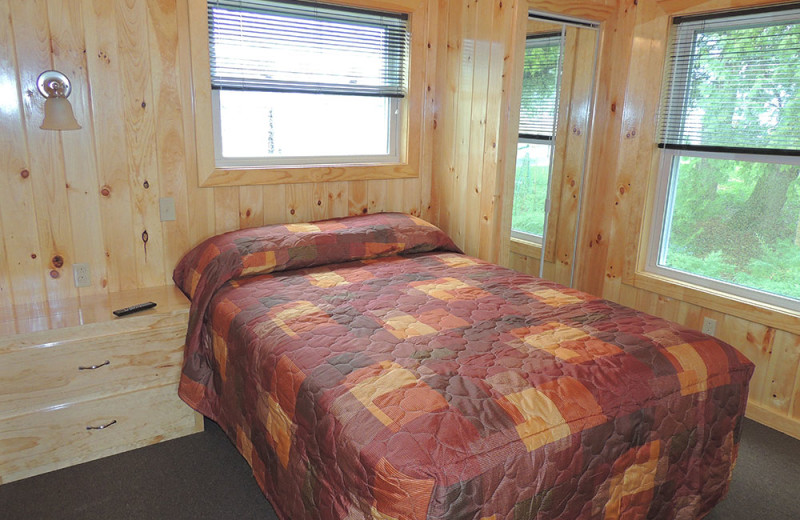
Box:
[207,0,409,167]
[650,6,800,309]
[512,34,563,243]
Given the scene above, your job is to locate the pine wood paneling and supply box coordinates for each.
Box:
[146,0,191,286]
[0,0,432,308]
[83,0,138,292]
[50,0,108,297]
[0,0,46,305]
[12,0,78,303]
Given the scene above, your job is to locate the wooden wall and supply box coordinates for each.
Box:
[428,0,522,265]
[428,0,617,266]
[0,0,434,310]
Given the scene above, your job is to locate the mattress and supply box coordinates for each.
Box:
[173,213,754,520]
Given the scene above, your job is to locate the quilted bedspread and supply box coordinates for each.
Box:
[174,213,754,520]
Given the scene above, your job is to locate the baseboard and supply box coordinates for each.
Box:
[745,401,800,441]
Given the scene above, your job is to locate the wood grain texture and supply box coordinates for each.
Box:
[82,0,139,292]
[0,0,47,305]
[11,0,78,303]
[49,0,108,297]
[0,382,199,484]
[146,0,192,286]
[0,0,433,308]
[0,326,185,418]
[0,284,199,484]
[430,0,526,265]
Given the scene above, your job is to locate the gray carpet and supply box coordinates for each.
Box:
[1,418,797,519]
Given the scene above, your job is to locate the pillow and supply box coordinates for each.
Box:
[173,212,460,301]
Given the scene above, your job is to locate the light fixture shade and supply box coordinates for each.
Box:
[40,96,81,131]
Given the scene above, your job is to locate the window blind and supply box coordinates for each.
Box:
[208,0,409,98]
[518,33,563,140]
[659,6,800,155]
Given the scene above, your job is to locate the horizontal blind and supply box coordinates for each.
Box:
[208,0,409,97]
[519,33,563,140]
[659,7,800,154]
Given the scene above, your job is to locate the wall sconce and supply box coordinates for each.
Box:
[37,70,81,131]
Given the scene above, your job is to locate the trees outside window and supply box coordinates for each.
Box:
[652,7,800,307]
[512,34,562,243]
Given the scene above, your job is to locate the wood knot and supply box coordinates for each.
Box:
[141,230,149,243]
[290,208,296,215]
[31,253,37,259]
[20,169,30,179]
[143,180,149,189]
[317,200,322,206]
[50,269,60,279]
[141,100,146,109]
[611,102,617,112]
[596,233,602,242]
[52,255,64,268]
[245,209,252,217]
[361,207,368,214]
[619,186,626,195]
[100,186,111,197]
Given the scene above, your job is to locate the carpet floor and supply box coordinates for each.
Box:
[1,417,798,519]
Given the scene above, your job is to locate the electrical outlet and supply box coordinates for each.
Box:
[701,317,717,336]
[73,263,91,288]
[159,197,176,221]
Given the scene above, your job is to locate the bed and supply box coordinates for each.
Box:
[173,212,754,520]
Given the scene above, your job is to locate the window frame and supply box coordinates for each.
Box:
[510,135,555,245]
[187,0,427,187]
[511,31,565,247]
[645,7,800,313]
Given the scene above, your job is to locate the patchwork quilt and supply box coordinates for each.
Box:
[174,213,754,520]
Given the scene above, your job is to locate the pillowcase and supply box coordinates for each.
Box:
[173,212,460,301]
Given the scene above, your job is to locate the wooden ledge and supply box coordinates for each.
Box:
[0,286,190,338]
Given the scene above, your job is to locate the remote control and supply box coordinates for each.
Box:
[113,301,157,317]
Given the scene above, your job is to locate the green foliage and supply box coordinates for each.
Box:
[519,38,561,133]
[663,157,800,300]
[684,21,800,147]
[512,144,550,237]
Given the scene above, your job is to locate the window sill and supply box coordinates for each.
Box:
[509,237,543,259]
[632,271,800,335]
[198,162,418,187]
